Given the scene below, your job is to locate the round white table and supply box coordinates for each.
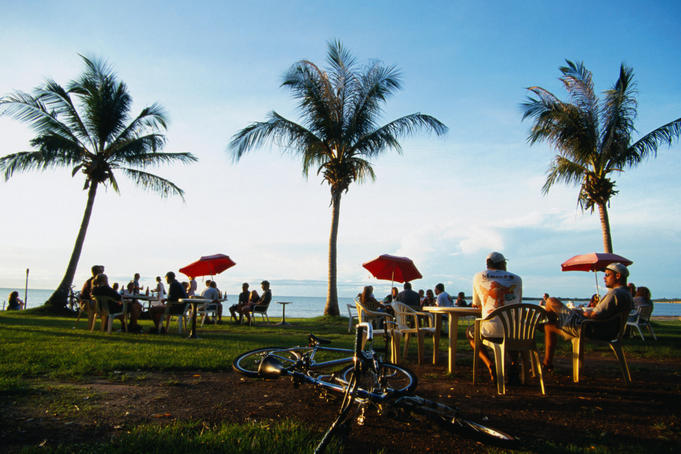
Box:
[422,306,481,374]
[178,297,212,338]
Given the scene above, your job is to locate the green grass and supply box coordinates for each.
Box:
[1,312,680,453]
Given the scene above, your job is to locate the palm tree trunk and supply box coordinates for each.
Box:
[324,190,342,316]
[46,182,98,311]
[597,202,613,253]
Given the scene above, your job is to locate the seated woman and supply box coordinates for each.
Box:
[588,293,600,308]
[6,291,25,310]
[421,289,436,308]
[360,286,383,312]
[633,286,653,310]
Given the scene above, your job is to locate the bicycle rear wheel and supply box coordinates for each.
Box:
[338,362,417,395]
[232,347,305,377]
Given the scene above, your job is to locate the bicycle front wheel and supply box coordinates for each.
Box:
[450,417,518,447]
[232,347,306,378]
[338,362,417,395]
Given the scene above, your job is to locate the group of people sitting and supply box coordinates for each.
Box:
[228,280,271,324]
[78,265,233,333]
[358,282,470,314]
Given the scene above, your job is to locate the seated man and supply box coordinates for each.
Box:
[149,271,188,333]
[467,252,522,382]
[200,280,223,323]
[543,263,633,371]
[396,282,420,309]
[230,282,250,323]
[241,280,271,324]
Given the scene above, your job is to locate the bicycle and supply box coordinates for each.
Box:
[233,322,517,452]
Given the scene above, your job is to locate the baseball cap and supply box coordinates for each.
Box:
[487,251,507,264]
[605,262,629,277]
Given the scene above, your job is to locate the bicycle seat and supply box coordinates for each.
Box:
[308,334,332,345]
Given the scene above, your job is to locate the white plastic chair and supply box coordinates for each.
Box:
[568,311,632,384]
[473,303,547,395]
[626,305,657,341]
[390,302,436,365]
[91,296,128,334]
[346,303,359,333]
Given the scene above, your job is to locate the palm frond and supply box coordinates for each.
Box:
[600,64,637,165]
[352,113,447,157]
[229,112,322,162]
[542,156,587,194]
[120,168,186,200]
[0,149,79,180]
[627,116,681,161]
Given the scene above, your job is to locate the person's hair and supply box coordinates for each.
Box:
[166,271,175,280]
[206,280,212,286]
[156,276,161,282]
[127,281,135,291]
[249,290,260,302]
[628,282,636,295]
[93,273,108,287]
[486,258,506,270]
[426,289,434,297]
[360,286,373,304]
[590,293,599,303]
[635,286,651,300]
[404,282,412,290]
[112,282,119,290]
[457,292,465,298]
[391,287,398,295]
[209,281,217,288]
[8,291,19,303]
[435,283,445,292]
[91,265,103,275]
[261,280,270,288]
[242,282,249,289]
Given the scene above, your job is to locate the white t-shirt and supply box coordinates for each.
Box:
[472,269,522,337]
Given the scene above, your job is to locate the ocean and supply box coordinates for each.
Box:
[2,288,681,317]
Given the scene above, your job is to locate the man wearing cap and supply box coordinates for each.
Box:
[542,262,633,371]
[467,252,523,382]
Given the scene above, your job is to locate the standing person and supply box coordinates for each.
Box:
[467,252,523,382]
[434,283,452,307]
[131,273,142,294]
[542,263,633,371]
[397,282,420,309]
[187,276,198,297]
[230,283,250,323]
[6,291,25,310]
[149,272,187,333]
[154,276,166,301]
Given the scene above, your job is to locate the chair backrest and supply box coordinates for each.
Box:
[637,305,653,323]
[92,295,117,316]
[391,301,416,330]
[484,304,547,348]
[347,304,357,318]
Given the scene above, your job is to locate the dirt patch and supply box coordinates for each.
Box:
[2,356,681,453]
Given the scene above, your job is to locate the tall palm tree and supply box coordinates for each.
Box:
[522,60,681,253]
[0,56,197,311]
[230,41,447,316]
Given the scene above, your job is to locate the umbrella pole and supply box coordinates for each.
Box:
[594,271,600,299]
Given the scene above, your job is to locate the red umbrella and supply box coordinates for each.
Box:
[561,253,633,272]
[362,254,422,284]
[561,252,633,296]
[179,254,236,278]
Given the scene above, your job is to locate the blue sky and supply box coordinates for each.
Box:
[1,0,680,301]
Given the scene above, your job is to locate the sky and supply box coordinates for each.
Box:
[1,0,680,302]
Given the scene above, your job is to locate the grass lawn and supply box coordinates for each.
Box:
[1,311,680,453]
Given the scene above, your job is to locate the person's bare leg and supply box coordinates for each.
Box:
[542,297,565,368]
[466,326,495,381]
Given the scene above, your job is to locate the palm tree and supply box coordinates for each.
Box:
[521,60,681,253]
[0,56,197,311]
[230,41,447,316]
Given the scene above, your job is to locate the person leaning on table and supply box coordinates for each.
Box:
[542,262,633,372]
[149,271,187,334]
